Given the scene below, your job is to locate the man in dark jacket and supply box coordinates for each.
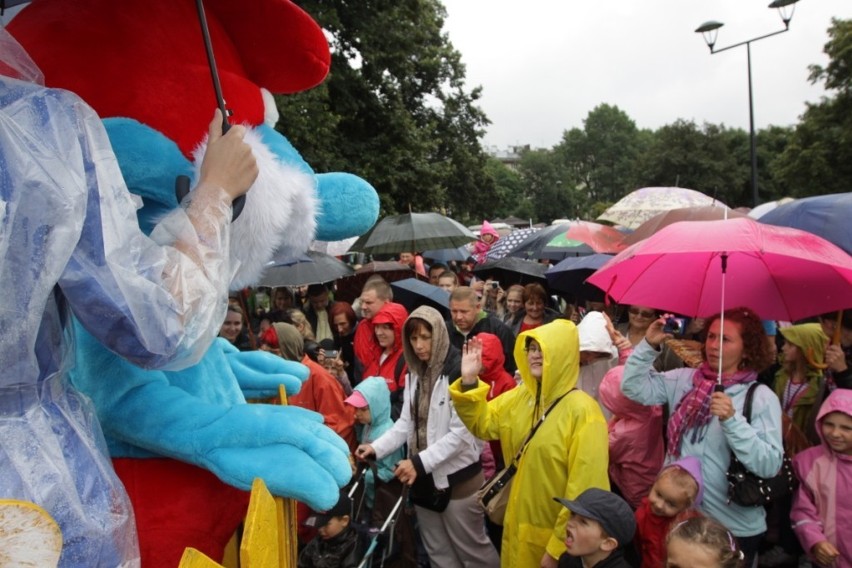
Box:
[446,286,517,374]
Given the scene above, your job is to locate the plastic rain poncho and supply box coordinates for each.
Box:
[0,27,235,567]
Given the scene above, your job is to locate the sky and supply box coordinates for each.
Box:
[440,0,851,151]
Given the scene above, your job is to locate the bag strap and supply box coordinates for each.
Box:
[742,382,759,423]
[509,389,574,466]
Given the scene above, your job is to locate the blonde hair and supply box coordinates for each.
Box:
[658,465,700,506]
[287,309,315,341]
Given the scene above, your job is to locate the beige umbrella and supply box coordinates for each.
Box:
[598,187,726,229]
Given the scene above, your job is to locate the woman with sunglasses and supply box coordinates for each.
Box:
[617,305,660,347]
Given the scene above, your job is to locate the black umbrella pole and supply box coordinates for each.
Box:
[194,0,246,220]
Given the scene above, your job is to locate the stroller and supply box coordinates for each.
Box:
[349,461,409,568]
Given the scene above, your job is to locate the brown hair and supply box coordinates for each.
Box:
[523,283,548,304]
[404,317,432,338]
[449,286,478,306]
[702,307,774,372]
[667,517,743,568]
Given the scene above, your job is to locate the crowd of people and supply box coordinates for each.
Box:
[220,248,852,568]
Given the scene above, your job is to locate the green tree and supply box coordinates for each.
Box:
[554,104,644,203]
[774,19,852,197]
[633,119,751,206]
[274,0,494,219]
[517,148,581,222]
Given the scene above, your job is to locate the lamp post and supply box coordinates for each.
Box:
[695,0,799,207]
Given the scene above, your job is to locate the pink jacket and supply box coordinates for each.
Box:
[791,388,852,567]
[598,363,665,509]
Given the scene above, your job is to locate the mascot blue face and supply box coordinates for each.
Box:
[105,117,377,289]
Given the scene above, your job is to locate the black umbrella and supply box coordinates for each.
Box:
[390,278,451,318]
[257,250,353,287]
[350,213,476,255]
[545,254,613,296]
[485,227,541,261]
[473,257,548,287]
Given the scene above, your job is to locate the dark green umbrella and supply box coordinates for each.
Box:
[350,213,476,255]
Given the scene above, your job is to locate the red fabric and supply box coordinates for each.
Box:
[634,498,700,568]
[519,321,540,334]
[9,0,330,157]
[478,333,517,467]
[353,319,381,371]
[113,458,249,567]
[289,356,357,451]
[361,302,409,392]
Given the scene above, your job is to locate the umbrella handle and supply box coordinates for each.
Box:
[714,383,725,393]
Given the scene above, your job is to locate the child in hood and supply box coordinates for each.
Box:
[473,220,500,264]
[791,388,852,568]
[634,457,703,568]
[577,312,619,419]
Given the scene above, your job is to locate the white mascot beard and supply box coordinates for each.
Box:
[192,126,318,290]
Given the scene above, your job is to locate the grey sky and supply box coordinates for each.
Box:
[441,0,850,151]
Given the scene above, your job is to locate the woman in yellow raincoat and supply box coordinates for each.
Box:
[450,319,610,567]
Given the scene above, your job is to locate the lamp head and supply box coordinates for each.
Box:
[769,0,798,28]
[695,21,724,52]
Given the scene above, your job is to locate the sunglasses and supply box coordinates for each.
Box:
[628,308,656,318]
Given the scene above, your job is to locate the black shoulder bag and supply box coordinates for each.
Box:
[726,382,798,507]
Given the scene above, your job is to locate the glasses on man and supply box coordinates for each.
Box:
[628,308,656,318]
[524,344,542,354]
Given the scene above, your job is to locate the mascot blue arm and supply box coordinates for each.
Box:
[69,321,351,508]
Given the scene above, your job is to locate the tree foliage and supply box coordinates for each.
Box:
[774,18,852,197]
[274,0,494,220]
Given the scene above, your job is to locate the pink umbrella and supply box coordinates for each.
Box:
[586,217,852,322]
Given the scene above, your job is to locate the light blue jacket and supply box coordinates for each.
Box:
[622,340,783,537]
[355,377,404,503]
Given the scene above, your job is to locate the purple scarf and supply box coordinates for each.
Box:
[667,363,756,457]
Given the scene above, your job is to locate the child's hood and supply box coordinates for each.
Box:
[780,323,829,367]
[598,365,662,422]
[668,455,704,507]
[355,376,392,428]
[816,388,852,448]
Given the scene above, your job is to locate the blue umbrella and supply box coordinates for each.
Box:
[546,254,613,296]
[759,193,852,255]
[390,278,450,318]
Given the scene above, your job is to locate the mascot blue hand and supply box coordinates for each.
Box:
[195,404,352,509]
[219,339,307,398]
[315,172,379,241]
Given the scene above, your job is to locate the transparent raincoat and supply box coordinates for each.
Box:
[0,27,236,566]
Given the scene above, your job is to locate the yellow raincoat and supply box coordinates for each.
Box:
[450,319,609,567]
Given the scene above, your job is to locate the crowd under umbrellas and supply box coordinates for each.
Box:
[257,190,852,322]
[239,189,852,568]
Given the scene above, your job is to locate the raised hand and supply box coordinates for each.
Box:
[460,337,484,385]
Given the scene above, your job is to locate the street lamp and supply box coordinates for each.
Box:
[695,0,799,207]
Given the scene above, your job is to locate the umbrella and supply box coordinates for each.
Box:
[586,217,852,322]
[597,187,726,229]
[390,278,451,318]
[421,246,471,263]
[507,224,594,261]
[747,197,796,219]
[759,193,852,255]
[310,237,358,257]
[334,261,426,303]
[257,250,353,287]
[545,221,627,254]
[349,212,476,255]
[546,254,613,296]
[621,206,748,246]
[486,227,541,260]
[473,257,548,287]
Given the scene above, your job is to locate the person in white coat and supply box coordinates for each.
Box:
[355,306,499,568]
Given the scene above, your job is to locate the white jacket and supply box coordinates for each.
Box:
[371,369,483,489]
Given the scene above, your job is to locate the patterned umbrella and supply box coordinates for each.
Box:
[597,187,726,229]
[485,227,541,260]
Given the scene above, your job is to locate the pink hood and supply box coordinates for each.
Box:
[816,389,852,448]
[599,365,662,422]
